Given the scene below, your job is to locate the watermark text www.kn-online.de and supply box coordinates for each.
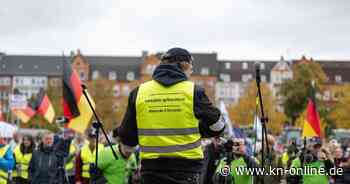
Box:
[219,166,344,176]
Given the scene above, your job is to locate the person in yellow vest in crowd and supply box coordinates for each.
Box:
[118,47,225,184]
[213,138,259,184]
[75,129,103,184]
[62,129,78,184]
[13,135,35,184]
[0,135,14,184]
[287,137,334,184]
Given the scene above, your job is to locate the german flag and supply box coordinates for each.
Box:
[63,58,95,134]
[302,98,321,138]
[12,105,36,123]
[34,88,55,123]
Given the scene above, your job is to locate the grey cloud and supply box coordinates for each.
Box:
[0,0,116,35]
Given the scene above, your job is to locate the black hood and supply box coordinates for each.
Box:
[152,64,188,86]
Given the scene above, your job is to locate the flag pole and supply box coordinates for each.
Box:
[255,62,270,184]
[80,85,119,178]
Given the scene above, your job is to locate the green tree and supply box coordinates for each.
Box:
[279,61,328,124]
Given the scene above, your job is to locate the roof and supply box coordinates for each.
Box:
[0,54,142,80]
[88,56,142,80]
[317,60,350,82]
[191,53,218,75]
[0,55,64,76]
[217,60,277,82]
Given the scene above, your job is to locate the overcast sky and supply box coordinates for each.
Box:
[0,0,349,60]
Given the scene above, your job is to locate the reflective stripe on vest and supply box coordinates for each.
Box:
[13,146,32,179]
[136,80,203,160]
[80,144,103,178]
[0,145,9,184]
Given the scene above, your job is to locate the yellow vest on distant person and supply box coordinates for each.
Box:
[80,144,103,178]
[0,145,10,184]
[13,146,32,179]
[65,143,77,172]
[136,80,203,160]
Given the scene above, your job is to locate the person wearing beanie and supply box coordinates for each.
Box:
[118,47,225,184]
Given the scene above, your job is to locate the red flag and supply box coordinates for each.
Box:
[35,88,55,123]
[302,98,321,138]
[63,58,94,133]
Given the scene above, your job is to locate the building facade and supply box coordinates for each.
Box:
[1,50,350,119]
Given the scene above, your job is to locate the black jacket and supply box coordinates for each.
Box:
[28,139,70,184]
[118,63,222,172]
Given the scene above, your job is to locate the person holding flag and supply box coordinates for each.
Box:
[287,91,334,184]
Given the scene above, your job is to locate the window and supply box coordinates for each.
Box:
[261,75,266,82]
[220,74,231,82]
[242,62,248,70]
[2,64,5,69]
[242,74,253,82]
[34,65,38,69]
[225,63,231,69]
[126,72,135,81]
[18,64,23,69]
[201,68,209,75]
[145,65,156,74]
[324,91,330,101]
[92,71,99,80]
[335,75,342,83]
[80,72,86,81]
[122,85,130,96]
[113,85,121,97]
[32,79,35,85]
[109,71,117,80]
[260,63,265,70]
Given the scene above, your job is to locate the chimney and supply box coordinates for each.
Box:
[301,55,307,60]
[70,50,75,57]
[0,52,5,61]
[142,50,148,58]
[280,56,284,61]
[77,49,81,55]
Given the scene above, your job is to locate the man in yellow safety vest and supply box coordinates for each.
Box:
[75,129,103,184]
[118,47,225,184]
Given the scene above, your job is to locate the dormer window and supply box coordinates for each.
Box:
[127,72,135,81]
[201,67,209,75]
[242,62,248,70]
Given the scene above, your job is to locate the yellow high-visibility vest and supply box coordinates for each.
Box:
[80,144,103,178]
[282,152,289,167]
[65,143,77,172]
[13,146,32,179]
[0,145,10,184]
[136,80,203,160]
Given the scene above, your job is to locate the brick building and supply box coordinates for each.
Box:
[1,50,350,117]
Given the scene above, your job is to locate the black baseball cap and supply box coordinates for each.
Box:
[161,47,194,63]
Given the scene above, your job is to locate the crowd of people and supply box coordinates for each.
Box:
[1,47,350,184]
[0,128,139,184]
[201,135,350,184]
[0,128,349,184]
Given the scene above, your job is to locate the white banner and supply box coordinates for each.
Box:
[9,94,27,109]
